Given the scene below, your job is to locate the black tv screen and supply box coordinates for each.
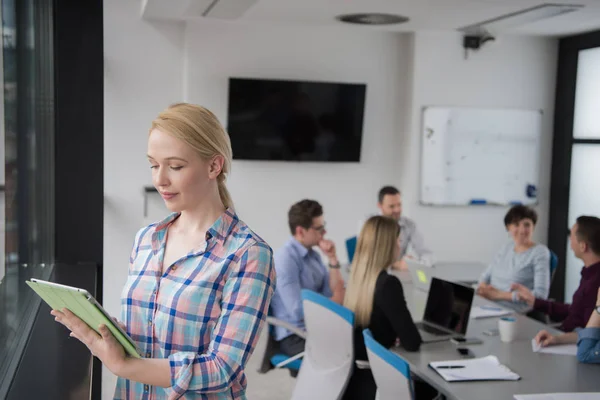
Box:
[226,78,366,162]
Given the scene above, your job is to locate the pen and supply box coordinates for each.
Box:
[437,365,465,369]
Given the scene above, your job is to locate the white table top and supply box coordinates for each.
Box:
[391,269,600,400]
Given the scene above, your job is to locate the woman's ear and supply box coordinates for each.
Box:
[208,155,224,179]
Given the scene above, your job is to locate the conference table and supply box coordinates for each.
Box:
[389,266,600,400]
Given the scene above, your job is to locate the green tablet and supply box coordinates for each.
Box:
[26,278,141,358]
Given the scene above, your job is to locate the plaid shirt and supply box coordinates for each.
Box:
[114,210,275,399]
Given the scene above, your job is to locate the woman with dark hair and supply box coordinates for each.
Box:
[477,205,551,312]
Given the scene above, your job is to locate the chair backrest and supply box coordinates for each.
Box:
[549,250,558,282]
[346,236,357,263]
[363,329,414,400]
[291,290,355,400]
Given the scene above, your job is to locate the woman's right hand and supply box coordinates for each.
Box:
[510,283,535,307]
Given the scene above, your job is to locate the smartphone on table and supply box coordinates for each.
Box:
[450,337,483,345]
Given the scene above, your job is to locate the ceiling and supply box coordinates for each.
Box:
[143,0,600,37]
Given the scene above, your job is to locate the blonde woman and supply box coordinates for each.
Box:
[342,216,421,399]
[51,103,276,399]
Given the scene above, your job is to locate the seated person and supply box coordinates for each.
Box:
[514,216,600,338]
[374,186,433,270]
[343,216,436,400]
[535,288,600,364]
[576,288,600,364]
[270,199,345,357]
[477,205,551,312]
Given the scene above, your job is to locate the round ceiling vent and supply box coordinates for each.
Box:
[336,13,410,25]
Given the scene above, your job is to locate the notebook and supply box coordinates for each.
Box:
[429,355,520,382]
[26,278,141,358]
[470,305,513,319]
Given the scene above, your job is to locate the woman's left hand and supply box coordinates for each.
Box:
[51,308,126,375]
[478,283,501,300]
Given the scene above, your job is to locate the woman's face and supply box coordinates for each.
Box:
[147,128,214,212]
[508,218,535,245]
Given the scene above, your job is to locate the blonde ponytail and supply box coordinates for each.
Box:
[217,175,233,210]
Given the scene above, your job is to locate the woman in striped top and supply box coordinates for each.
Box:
[477,205,550,313]
[52,103,276,399]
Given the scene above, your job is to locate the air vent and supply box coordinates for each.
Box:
[336,13,410,26]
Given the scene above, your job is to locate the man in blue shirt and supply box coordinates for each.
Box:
[577,287,600,364]
[270,199,345,357]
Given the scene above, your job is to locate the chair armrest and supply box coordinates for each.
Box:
[355,360,370,370]
[274,352,304,368]
[266,317,308,339]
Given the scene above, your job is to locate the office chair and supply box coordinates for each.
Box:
[363,329,414,400]
[291,290,355,400]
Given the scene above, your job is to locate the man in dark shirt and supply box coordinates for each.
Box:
[511,216,600,347]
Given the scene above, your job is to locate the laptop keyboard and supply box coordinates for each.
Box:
[417,323,450,336]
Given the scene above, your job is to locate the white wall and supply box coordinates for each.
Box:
[404,32,557,263]
[103,1,557,396]
[103,0,185,396]
[183,20,411,258]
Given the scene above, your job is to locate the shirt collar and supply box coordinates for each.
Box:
[151,208,238,254]
[289,236,310,258]
[582,261,600,278]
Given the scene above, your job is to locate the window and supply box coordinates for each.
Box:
[0,0,55,390]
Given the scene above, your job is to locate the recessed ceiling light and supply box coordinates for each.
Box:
[336,13,410,26]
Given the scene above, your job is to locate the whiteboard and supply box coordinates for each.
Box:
[420,107,543,206]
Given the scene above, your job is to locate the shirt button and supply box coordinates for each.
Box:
[144,384,149,392]
[596,352,599,356]
[148,320,152,326]
[171,265,177,271]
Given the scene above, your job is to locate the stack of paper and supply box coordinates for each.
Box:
[531,339,577,356]
[429,355,520,382]
[470,305,513,319]
[514,394,600,400]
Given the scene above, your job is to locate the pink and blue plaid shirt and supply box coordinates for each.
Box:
[114,209,275,399]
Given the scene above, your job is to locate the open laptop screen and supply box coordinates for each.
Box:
[423,277,474,335]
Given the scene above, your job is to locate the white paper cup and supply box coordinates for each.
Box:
[498,317,518,342]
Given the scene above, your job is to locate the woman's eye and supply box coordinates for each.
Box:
[150,165,158,169]
[170,166,183,171]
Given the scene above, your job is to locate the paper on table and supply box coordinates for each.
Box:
[429,355,520,382]
[531,339,577,356]
[470,305,513,319]
[514,394,600,400]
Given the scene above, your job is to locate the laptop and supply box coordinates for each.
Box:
[415,277,475,343]
[406,259,435,292]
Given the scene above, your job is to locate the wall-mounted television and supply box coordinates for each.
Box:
[226,77,366,162]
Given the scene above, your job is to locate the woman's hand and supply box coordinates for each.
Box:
[477,283,496,299]
[51,308,127,375]
[510,283,535,307]
[534,329,558,347]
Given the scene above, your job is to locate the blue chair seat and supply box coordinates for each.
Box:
[270,354,302,370]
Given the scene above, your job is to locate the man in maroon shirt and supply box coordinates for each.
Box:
[511,216,600,347]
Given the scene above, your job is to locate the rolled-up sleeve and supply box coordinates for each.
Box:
[577,327,600,364]
[168,242,276,396]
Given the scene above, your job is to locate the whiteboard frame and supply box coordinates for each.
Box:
[419,106,543,207]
